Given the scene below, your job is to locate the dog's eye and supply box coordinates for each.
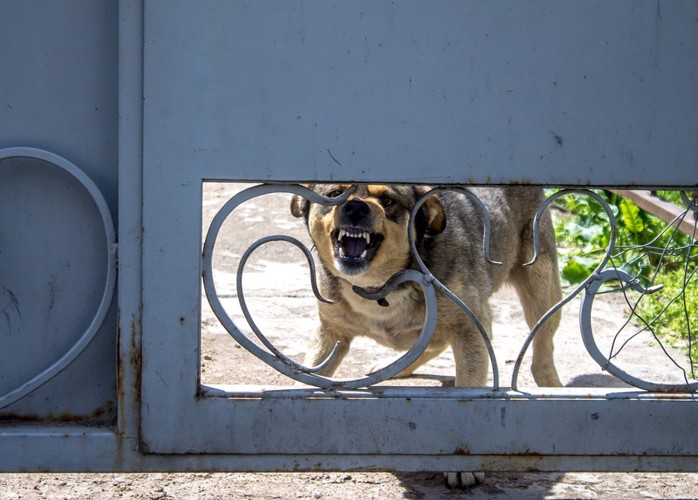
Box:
[380,195,395,208]
[326,189,344,198]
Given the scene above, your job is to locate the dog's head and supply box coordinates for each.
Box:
[291,184,445,287]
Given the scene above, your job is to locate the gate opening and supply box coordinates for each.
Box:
[200,182,697,393]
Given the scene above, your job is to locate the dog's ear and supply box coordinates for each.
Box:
[290,194,309,219]
[416,187,446,235]
[291,184,316,220]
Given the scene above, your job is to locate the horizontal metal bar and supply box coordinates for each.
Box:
[2,426,697,473]
[201,384,697,401]
[137,388,698,458]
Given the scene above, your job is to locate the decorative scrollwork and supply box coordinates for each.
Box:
[0,147,117,408]
[511,189,617,390]
[202,184,441,389]
[580,269,698,392]
[202,184,697,393]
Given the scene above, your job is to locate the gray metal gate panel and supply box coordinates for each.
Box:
[143,0,697,187]
[139,0,698,467]
[0,0,696,474]
[0,0,118,422]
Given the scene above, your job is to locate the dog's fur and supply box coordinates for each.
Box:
[291,184,562,487]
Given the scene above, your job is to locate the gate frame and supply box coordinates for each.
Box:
[1,0,697,473]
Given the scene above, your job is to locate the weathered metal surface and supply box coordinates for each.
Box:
[117,0,146,447]
[0,148,117,409]
[142,0,698,468]
[3,416,698,474]
[0,151,117,421]
[143,387,698,458]
[143,0,698,187]
[1,0,697,476]
[0,0,118,423]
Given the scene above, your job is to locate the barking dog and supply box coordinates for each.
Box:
[291,184,563,487]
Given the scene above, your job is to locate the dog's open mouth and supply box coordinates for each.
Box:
[331,226,383,274]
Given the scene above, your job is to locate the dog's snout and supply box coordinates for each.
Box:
[341,200,371,225]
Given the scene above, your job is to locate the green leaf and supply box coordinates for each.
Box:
[619,200,645,234]
[561,258,594,284]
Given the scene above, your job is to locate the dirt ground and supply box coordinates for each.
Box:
[2,183,696,499]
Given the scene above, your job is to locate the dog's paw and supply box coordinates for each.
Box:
[368,357,416,378]
[444,472,485,488]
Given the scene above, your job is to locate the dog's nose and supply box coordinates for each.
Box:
[341,200,371,225]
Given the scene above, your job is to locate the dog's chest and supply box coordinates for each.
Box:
[340,285,425,349]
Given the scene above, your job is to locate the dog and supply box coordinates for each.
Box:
[291,184,563,488]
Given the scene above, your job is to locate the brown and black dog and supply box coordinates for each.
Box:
[291,184,562,487]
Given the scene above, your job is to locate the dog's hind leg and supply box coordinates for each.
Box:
[509,218,563,387]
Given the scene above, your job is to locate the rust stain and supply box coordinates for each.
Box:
[0,400,115,424]
[117,311,142,437]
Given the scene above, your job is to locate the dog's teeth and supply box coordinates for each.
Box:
[360,250,367,259]
[338,229,345,241]
[365,232,371,244]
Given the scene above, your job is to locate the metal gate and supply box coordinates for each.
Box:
[1,0,697,473]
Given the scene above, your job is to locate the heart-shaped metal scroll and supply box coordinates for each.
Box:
[510,189,617,390]
[201,184,440,389]
[512,189,697,392]
[405,187,502,389]
[203,184,521,390]
[0,147,117,409]
[580,270,698,393]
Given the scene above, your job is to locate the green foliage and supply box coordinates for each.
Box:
[551,189,697,372]
[634,266,698,376]
[619,199,644,234]
[551,190,695,285]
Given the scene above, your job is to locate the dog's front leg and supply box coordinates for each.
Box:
[303,324,352,377]
[445,472,486,488]
[446,325,490,488]
[451,327,490,388]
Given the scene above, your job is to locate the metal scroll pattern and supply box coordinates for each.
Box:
[0,147,117,408]
[201,184,697,392]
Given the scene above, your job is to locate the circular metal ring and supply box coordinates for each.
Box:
[580,269,698,393]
